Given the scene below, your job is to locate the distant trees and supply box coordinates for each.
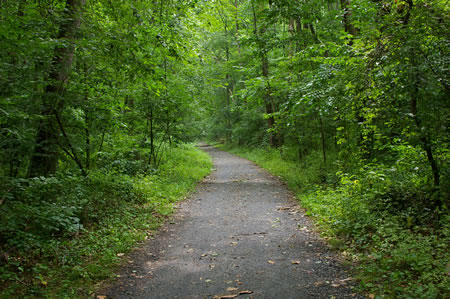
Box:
[198,0,448,207]
[2,0,447,204]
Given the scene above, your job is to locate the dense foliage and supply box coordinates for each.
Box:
[1,0,448,297]
[1,144,212,297]
[200,0,448,204]
[224,145,448,297]
[0,0,211,296]
[203,0,449,297]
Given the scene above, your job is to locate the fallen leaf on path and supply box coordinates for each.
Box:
[298,226,309,231]
[116,253,124,257]
[277,206,291,211]
[330,278,353,286]
[291,260,301,264]
[205,279,212,283]
[239,290,253,294]
[230,242,238,246]
[219,295,238,299]
[267,260,275,264]
[314,281,324,287]
[226,287,238,292]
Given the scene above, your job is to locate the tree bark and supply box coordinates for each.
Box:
[148,107,155,167]
[252,0,278,147]
[225,46,233,144]
[410,84,440,188]
[319,113,327,165]
[85,111,90,170]
[340,0,358,44]
[29,0,86,177]
[234,0,241,54]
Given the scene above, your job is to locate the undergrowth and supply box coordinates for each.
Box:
[0,144,212,298]
[220,144,449,298]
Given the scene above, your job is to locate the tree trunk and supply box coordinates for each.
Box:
[261,53,277,147]
[234,0,241,54]
[29,0,86,177]
[85,111,90,170]
[224,28,233,143]
[252,0,278,147]
[148,107,155,167]
[410,85,440,188]
[340,0,358,44]
[319,113,327,165]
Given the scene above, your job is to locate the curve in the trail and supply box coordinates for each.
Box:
[100,146,358,299]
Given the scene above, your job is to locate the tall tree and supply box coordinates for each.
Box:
[251,0,278,146]
[29,0,86,177]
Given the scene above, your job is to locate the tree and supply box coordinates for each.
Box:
[29,0,86,177]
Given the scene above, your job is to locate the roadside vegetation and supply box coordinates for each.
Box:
[220,144,448,298]
[1,144,211,297]
[1,0,448,298]
[1,0,212,297]
[200,0,448,297]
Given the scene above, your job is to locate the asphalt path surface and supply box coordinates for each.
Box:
[100,146,358,299]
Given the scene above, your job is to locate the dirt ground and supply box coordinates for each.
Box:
[99,146,359,299]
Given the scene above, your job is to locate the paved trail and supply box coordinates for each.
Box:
[101,146,357,298]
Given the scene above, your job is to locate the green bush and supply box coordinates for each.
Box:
[1,176,83,249]
[224,144,449,298]
[357,220,449,298]
[0,144,212,298]
[301,166,449,297]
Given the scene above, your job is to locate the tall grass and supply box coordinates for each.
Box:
[221,145,449,298]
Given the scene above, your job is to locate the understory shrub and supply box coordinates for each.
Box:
[224,144,449,298]
[0,144,212,298]
[301,166,449,298]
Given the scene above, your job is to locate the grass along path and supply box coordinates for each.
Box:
[99,145,358,298]
[0,144,212,298]
[220,145,449,298]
